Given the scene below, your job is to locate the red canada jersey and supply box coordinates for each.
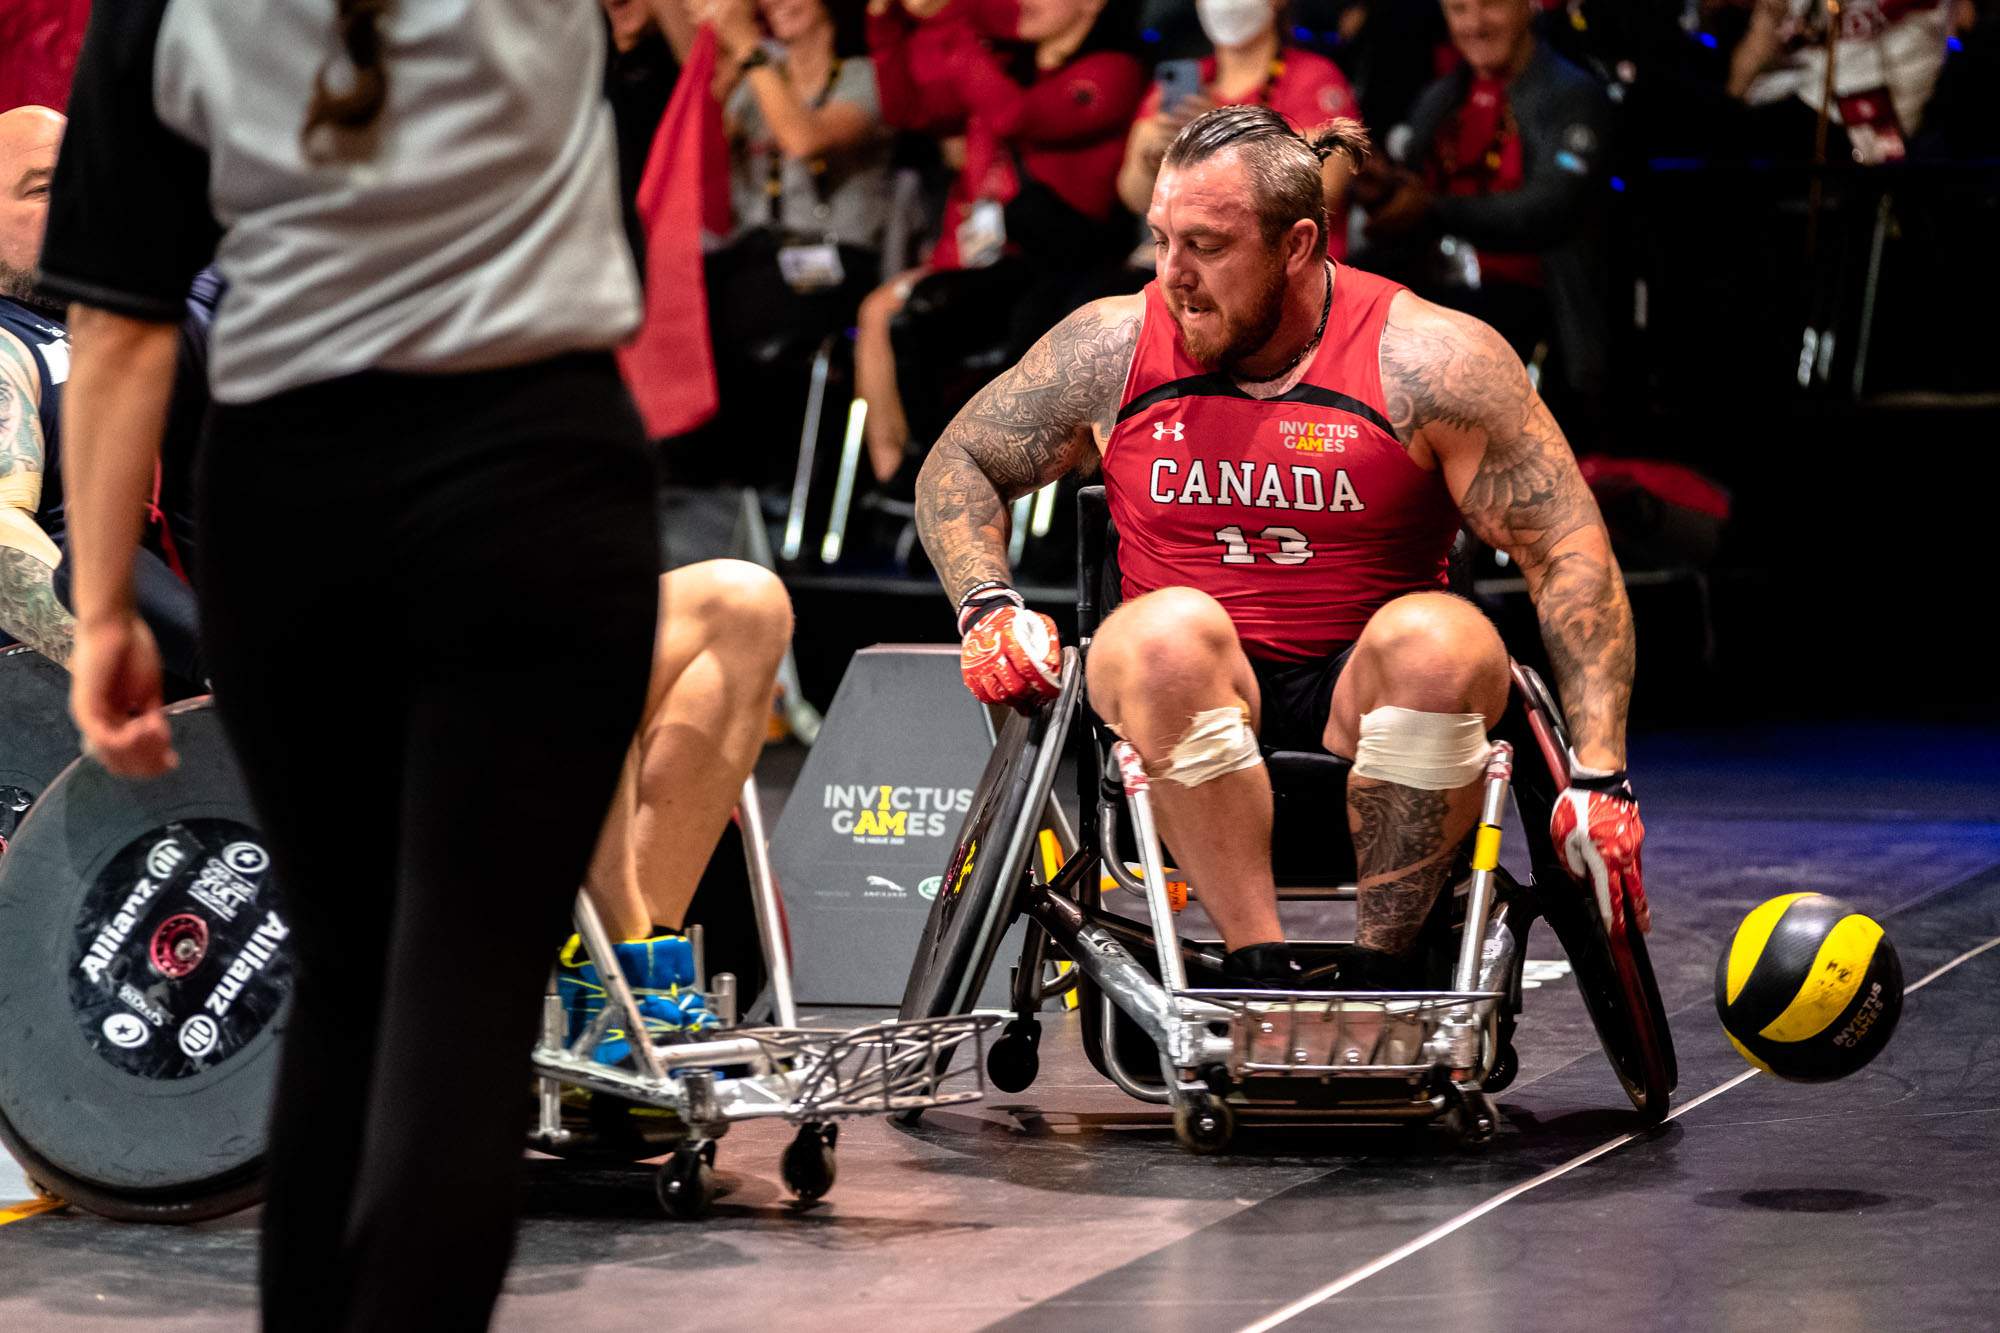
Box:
[1102,266,1462,662]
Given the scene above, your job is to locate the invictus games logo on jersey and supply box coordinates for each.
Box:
[1275,419,1356,454]
[823,784,973,845]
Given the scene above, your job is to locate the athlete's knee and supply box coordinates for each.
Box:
[669,561,793,657]
[1090,587,1238,702]
[1359,593,1507,713]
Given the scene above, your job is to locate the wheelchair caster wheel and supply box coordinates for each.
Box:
[986,1019,1041,1093]
[656,1147,718,1220]
[1439,1083,1498,1150]
[1173,1095,1235,1155]
[1484,1042,1519,1093]
[781,1123,838,1203]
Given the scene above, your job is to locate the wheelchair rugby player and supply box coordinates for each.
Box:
[906,104,1668,1147]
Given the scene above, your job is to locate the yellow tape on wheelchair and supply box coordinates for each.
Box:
[1472,823,1503,872]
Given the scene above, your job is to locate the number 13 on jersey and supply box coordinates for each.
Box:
[1215,524,1313,566]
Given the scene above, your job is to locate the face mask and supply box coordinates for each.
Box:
[1196,0,1272,49]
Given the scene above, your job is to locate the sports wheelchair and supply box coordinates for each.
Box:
[0,663,993,1223]
[898,486,1676,1152]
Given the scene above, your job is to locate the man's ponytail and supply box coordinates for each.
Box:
[1306,117,1372,171]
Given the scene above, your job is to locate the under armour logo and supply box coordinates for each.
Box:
[1152,421,1185,442]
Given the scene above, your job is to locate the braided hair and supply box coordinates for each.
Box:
[1162,105,1372,259]
[301,0,392,154]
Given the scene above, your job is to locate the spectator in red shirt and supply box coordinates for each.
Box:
[857,0,1144,486]
[1117,1,1362,255]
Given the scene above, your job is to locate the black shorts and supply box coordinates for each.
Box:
[1249,643,1357,755]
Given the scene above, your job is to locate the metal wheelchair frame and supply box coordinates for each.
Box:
[529,775,997,1215]
[897,488,1675,1154]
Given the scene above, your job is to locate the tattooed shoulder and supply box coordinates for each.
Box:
[1378,292,1530,449]
[935,295,1143,496]
[918,296,1143,601]
[1378,292,1595,569]
[0,335,47,483]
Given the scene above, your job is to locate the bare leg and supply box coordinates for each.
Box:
[856,268,926,484]
[1086,587,1281,952]
[1325,593,1510,957]
[586,561,794,939]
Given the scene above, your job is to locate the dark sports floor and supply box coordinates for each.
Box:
[3,722,1997,1332]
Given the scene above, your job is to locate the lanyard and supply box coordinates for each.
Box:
[764,56,842,225]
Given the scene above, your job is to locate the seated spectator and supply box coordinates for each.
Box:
[1727,0,1951,163]
[1355,0,1613,413]
[857,0,1145,488]
[646,0,892,483]
[0,105,206,691]
[1117,0,1361,251]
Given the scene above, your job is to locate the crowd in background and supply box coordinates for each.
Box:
[584,0,1997,531]
[5,0,1995,556]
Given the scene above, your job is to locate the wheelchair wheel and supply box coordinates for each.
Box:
[1542,875,1677,1123]
[0,699,285,1222]
[898,659,1078,1030]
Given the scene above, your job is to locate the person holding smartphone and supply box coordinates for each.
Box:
[1118,0,1360,250]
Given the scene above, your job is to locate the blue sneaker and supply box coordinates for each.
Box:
[558,933,719,1066]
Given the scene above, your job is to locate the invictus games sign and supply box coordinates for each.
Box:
[824,783,972,843]
[770,645,1022,1006]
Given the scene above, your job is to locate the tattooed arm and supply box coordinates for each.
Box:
[0,331,75,664]
[916,295,1144,602]
[1380,293,1632,768]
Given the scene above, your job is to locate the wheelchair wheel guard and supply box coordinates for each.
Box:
[1507,663,1677,1120]
[898,648,1083,1028]
[0,644,83,851]
[0,699,282,1224]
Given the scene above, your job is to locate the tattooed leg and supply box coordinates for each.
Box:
[1347,778,1476,954]
[1327,592,1510,958]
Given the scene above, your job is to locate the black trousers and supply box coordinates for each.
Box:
[196,353,659,1332]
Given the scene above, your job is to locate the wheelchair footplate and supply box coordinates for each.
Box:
[1163,987,1507,1147]
[1082,738,1519,1154]
[529,895,996,1217]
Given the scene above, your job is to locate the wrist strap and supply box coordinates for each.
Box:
[1568,765,1634,800]
[956,581,1023,636]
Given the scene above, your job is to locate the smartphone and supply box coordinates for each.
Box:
[1154,58,1202,116]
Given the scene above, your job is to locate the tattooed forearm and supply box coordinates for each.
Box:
[1349,778,1456,954]
[0,546,75,665]
[1381,298,1633,765]
[1530,542,1633,766]
[916,299,1140,602]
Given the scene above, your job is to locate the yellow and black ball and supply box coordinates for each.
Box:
[1715,893,1902,1081]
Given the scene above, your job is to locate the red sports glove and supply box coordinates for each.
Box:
[1551,780,1650,935]
[960,603,1061,710]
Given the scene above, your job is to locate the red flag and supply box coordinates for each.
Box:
[617,25,732,439]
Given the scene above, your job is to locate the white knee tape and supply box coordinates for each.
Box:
[1161,706,1261,787]
[1351,707,1490,790]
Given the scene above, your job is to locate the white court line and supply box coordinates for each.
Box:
[1238,929,2000,1333]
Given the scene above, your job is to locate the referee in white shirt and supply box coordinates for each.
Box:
[40,3,660,1327]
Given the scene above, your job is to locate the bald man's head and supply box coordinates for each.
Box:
[0,106,66,312]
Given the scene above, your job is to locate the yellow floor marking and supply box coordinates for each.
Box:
[0,1198,62,1226]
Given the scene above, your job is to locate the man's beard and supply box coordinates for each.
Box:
[1173,260,1287,374]
[0,262,63,318]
